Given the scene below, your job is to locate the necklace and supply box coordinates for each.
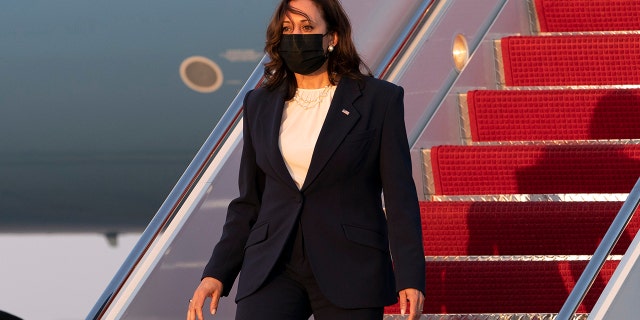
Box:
[293,86,332,110]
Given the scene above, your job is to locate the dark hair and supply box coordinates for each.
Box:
[263,0,371,99]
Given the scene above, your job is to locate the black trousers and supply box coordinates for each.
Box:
[235,221,384,320]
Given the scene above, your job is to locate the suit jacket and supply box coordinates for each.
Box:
[202,76,425,309]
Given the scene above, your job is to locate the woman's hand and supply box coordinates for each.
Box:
[186,277,224,320]
[399,288,424,320]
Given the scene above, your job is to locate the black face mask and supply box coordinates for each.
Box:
[279,34,327,75]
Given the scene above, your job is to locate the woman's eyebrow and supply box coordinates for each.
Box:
[292,19,314,28]
[284,18,311,23]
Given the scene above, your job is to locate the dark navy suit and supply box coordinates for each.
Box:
[202,76,425,310]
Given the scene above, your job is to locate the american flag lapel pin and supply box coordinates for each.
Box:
[341,108,350,116]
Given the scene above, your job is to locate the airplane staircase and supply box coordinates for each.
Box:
[89,0,640,319]
[384,0,640,318]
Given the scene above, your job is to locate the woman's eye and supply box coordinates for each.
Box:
[302,25,314,32]
[282,26,292,33]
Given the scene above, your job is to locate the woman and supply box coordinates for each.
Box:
[187,0,425,319]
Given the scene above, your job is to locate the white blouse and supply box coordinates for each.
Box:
[279,86,337,189]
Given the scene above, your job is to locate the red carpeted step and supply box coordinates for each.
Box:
[501,34,640,86]
[384,260,619,314]
[420,201,640,256]
[429,145,640,195]
[534,0,640,32]
[467,89,640,141]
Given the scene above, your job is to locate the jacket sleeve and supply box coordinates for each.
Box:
[378,85,426,294]
[201,90,265,296]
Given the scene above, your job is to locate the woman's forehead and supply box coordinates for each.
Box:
[283,1,322,23]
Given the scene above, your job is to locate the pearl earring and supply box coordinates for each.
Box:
[328,44,334,53]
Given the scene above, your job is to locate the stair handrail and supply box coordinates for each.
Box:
[87,1,435,318]
[374,0,436,78]
[557,177,640,320]
[87,57,267,319]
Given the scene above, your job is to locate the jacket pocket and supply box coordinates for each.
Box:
[244,222,269,249]
[343,128,376,144]
[342,224,388,252]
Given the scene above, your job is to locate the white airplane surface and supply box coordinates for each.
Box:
[0,0,279,234]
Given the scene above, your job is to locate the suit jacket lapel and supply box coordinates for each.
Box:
[262,90,299,191]
[301,78,362,191]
